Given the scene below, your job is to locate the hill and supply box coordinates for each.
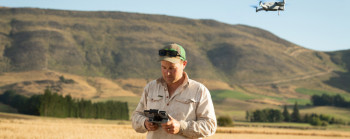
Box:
[325,50,350,92]
[0,7,340,84]
[0,8,350,119]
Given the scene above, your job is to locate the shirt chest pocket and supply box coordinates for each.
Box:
[172,98,198,119]
[146,96,163,110]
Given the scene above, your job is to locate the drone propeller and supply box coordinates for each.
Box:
[250,5,258,8]
[250,5,259,12]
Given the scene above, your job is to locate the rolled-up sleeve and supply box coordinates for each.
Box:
[132,88,148,133]
[178,85,217,138]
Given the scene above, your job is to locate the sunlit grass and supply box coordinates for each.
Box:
[211,90,258,101]
[295,88,350,101]
[286,98,311,105]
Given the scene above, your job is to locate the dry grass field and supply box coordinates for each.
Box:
[0,113,145,139]
[1,112,350,139]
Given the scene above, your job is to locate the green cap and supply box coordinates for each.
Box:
[159,43,186,63]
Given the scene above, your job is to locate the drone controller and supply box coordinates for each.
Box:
[144,109,169,124]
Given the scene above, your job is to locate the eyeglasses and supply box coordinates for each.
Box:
[159,49,181,58]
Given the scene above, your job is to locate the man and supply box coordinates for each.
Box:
[132,43,217,138]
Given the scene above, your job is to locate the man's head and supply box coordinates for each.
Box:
[159,43,187,84]
[158,43,186,64]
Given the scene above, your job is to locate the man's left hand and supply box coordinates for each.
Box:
[161,115,180,134]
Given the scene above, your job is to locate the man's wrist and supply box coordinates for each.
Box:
[178,120,188,134]
[142,118,148,131]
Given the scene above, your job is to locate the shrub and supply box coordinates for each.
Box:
[310,117,322,126]
[59,75,75,84]
[217,116,233,126]
[321,121,328,127]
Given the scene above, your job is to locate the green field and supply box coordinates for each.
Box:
[296,88,350,101]
[211,90,259,102]
[286,98,310,105]
[212,89,312,106]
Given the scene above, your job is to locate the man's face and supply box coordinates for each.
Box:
[161,60,187,84]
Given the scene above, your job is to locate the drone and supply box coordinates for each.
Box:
[252,0,286,15]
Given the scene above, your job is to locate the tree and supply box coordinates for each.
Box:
[39,89,53,116]
[0,90,16,104]
[311,95,322,106]
[282,105,291,122]
[253,110,263,122]
[25,94,42,115]
[268,109,283,122]
[291,102,301,122]
[245,111,251,122]
[333,94,346,107]
[310,116,322,126]
[311,94,350,108]
[303,114,310,123]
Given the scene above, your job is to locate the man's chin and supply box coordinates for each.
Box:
[165,79,175,84]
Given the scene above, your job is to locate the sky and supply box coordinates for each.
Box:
[1,0,349,52]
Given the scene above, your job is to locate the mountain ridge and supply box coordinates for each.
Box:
[0,7,349,98]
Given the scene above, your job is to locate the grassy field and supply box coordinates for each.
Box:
[0,70,137,99]
[1,71,350,128]
[1,112,350,139]
[1,71,349,121]
[210,89,350,122]
[300,106,350,122]
[0,113,145,139]
[295,88,350,101]
[212,88,350,107]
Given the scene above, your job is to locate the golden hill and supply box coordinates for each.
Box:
[0,7,349,107]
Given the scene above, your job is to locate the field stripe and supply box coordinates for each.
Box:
[216,127,350,137]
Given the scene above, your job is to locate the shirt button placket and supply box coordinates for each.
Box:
[166,95,169,106]
[164,87,169,106]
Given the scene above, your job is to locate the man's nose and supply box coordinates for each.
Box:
[167,71,171,75]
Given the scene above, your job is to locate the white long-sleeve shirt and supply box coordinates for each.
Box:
[132,73,217,139]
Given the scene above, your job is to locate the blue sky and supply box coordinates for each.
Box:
[1,0,349,51]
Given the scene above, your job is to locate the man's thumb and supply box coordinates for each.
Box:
[168,114,173,120]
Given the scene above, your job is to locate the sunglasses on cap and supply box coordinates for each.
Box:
[159,49,182,58]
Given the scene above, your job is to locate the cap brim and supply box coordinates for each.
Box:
[159,56,181,64]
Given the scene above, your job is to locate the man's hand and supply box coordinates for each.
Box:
[161,115,180,134]
[144,118,159,131]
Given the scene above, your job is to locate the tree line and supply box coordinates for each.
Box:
[304,113,346,126]
[246,102,347,126]
[246,102,300,123]
[0,89,129,120]
[311,94,350,108]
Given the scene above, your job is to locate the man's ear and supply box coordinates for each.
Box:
[182,60,187,69]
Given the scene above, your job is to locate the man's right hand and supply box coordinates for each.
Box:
[144,119,159,131]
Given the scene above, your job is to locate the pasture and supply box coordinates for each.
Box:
[1,112,350,139]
